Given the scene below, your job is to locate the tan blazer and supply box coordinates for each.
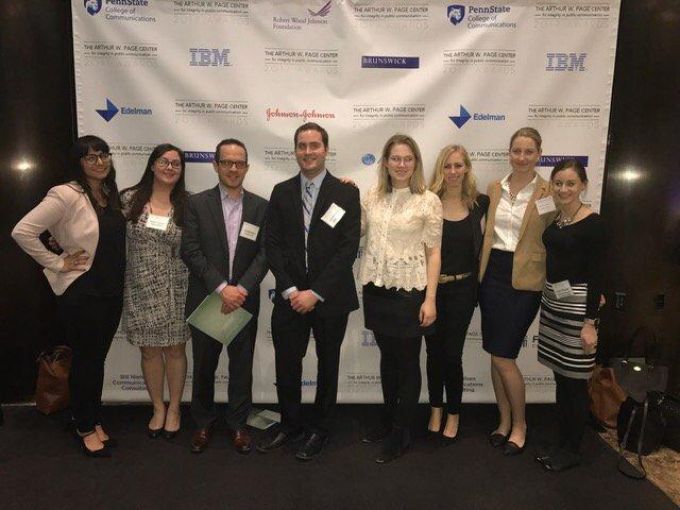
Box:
[12,182,99,296]
[479,175,555,291]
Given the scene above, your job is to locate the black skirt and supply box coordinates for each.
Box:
[363,283,434,338]
[479,250,541,359]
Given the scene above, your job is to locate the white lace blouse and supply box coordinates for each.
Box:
[359,187,443,291]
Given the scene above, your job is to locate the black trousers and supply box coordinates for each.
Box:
[554,371,589,454]
[189,317,257,430]
[424,279,476,415]
[271,303,348,435]
[374,333,423,429]
[58,288,123,433]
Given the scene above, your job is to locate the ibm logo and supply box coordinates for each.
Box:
[189,48,231,67]
[546,53,586,72]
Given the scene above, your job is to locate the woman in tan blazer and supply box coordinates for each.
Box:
[478,127,555,456]
[12,135,125,458]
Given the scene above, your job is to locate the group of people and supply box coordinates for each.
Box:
[12,123,605,471]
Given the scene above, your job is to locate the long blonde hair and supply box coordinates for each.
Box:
[376,134,426,195]
[429,144,479,209]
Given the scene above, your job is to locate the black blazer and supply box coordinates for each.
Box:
[266,172,360,317]
[181,186,268,317]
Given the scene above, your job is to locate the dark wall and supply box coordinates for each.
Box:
[0,1,76,401]
[598,0,680,394]
[1,1,678,401]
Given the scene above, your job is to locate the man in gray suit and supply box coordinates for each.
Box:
[181,138,268,454]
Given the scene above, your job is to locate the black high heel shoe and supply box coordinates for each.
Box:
[148,427,163,439]
[489,431,510,448]
[76,431,111,458]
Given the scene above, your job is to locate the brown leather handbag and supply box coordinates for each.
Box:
[588,365,626,428]
[35,346,72,415]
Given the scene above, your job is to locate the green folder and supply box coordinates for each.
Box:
[186,293,252,345]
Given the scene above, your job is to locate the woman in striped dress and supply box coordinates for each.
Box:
[536,158,605,471]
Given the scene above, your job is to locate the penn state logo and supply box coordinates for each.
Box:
[447,4,466,25]
[361,153,376,166]
[85,0,102,16]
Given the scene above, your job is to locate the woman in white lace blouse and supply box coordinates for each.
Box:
[359,134,443,464]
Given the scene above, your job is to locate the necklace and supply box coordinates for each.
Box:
[556,203,583,229]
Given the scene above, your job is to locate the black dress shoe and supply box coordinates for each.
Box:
[257,429,303,453]
[542,450,581,472]
[148,427,163,439]
[362,425,391,444]
[440,433,459,447]
[77,433,111,458]
[504,440,526,456]
[295,433,328,461]
[102,437,118,448]
[375,427,409,464]
[489,431,510,447]
[163,428,179,440]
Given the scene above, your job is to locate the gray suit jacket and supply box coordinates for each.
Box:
[181,185,268,316]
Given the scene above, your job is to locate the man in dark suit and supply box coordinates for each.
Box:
[181,138,268,455]
[258,122,360,461]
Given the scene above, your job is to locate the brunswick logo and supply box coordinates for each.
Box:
[361,56,420,69]
[85,0,102,15]
[546,53,587,71]
[447,4,465,25]
[308,0,332,17]
[449,104,505,129]
[189,48,231,67]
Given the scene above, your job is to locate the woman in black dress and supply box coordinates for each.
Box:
[536,158,605,471]
[425,145,489,444]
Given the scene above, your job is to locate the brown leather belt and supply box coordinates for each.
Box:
[438,272,472,284]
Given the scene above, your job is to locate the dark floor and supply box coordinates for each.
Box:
[0,404,675,510]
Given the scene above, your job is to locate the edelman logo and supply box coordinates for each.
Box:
[361,56,420,69]
[539,155,589,167]
[546,53,586,71]
[190,48,231,67]
[184,151,215,163]
[449,104,505,129]
[85,0,102,15]
[308,0,332,17]
[96,98,151,122]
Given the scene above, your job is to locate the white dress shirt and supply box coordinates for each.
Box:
[491,173,538,252]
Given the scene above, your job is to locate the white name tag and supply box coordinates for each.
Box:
[552,280,574,299]
[535,196,557,215]
[321,203,346,228]
[239,222,260,241]
[146,214,170,231]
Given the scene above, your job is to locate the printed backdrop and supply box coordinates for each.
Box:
[72,0,620,403]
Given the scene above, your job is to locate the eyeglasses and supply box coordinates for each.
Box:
[82,153,111,164]
[156,157,182,170]
[388,155,415,165]
[218,159,248,170]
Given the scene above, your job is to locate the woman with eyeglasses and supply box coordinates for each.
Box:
[120,144,190,439]
[359,134,443,463]
[12,135,126,457]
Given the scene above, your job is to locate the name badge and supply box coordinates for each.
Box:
[535,196,556,215]
[552,280,574,299]
[146,214,170,231]
[321,203,346,228]
[239,222,260,241]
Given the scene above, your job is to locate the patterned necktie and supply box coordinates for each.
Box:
[303,181,315,246]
